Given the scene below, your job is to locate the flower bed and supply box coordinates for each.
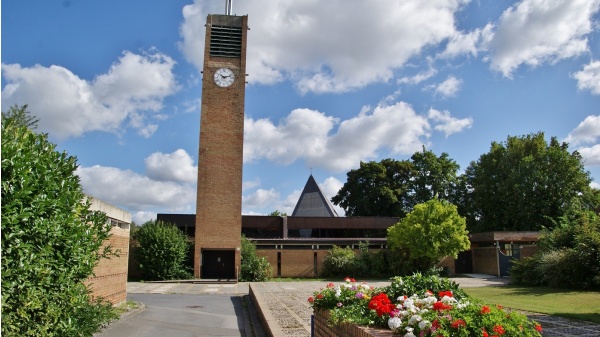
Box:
[309,275,543,337]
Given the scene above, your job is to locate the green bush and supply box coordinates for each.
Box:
[240,236,272,281]
[385,273,468,301]
[511,211,600,290]
[321,245,358,277]
[133,221,192,280]
[1,106,117,336]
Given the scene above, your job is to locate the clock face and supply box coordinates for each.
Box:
[214,68,235,87]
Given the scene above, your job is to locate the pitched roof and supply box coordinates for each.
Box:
[291,175,339,217]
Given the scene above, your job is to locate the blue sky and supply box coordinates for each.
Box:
[2,0,600,224]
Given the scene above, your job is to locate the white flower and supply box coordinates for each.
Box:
[418,320,431,330]
[388,317,402,330]
[404,327,415,337]
[335,287,341,298]
[408,315,422,325]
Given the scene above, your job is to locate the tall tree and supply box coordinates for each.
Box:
[407,147,460,210]
[332,159,415,217]
[463,132,592,232]
[332,149,460,217]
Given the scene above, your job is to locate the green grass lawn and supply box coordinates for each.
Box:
[464,286,600,323]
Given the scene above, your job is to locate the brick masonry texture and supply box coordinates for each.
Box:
[85,226,129,305]
[195,15,248,278]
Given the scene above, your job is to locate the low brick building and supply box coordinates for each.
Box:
[86,197,131,305]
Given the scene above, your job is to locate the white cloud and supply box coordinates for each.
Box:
[145,149,198,183]
[440,24,494,58]
[572,60,600,95]
[179,0,470,93]
[319,176,345,215]
[578,144,600,166]
[433,76,463,97]
[242,188,281,212]
[428,108,473,137]
[565,115,600,145]
[76,165,196,214]
[131,211,158,225]
[244,108,338,165]
[245,100,468,172]
[398,66,438,85]
[485,0,600,77]
[242,177,261,191]
[1,50,178,139]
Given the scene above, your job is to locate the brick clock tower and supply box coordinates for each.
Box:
[195,13,248,279]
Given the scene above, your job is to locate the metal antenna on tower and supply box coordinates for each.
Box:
[225,0,233,15]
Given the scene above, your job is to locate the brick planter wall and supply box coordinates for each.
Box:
[313,310,394,337]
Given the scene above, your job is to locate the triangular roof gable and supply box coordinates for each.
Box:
[291,175,339,217]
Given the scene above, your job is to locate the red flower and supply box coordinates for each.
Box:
[438,290,453,298]
[482,329,489,337]
[480,305,491,314]
[327,282,335,288]
[308,296,314,303]
[433,301,453,311]
[317,294,323,299]
[493,325,506,335]
[432,319,441,330]
[535,324,543,332]
[451,319,466,329]
[368,293,395,317]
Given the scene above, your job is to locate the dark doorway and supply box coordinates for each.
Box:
[455,250,473,274]
[202,250,235,279]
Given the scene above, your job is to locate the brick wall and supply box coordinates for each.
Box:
[314,310,393,337]
[472,247,498,276]
[195,14,248,278]
[520,244,538,258]
[86,226,130,305]
[258,249,394,278]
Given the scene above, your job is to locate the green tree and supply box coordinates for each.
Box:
[332,149,460,217]
[269,210,288,216]
[387,199,470,273]
[407,147,460,209]
[332,158,415,217]
[1,106,116,336]
[462,132,592,231]
[240,235,272,281]
[133,220,192,281]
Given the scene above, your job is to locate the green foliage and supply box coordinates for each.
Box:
[1,107,116,336]
[321,243,390,278]
[321,245,357,277]
[511,212,600,290]
[463,132,592,231]
[240,235,272,281]
[387,199,470,272]
[331,149,460,217]
[133,221,192,281]
[269,210,288,216]
[1,104,39,129]
[332,159,414,217]
[384,273,467,301]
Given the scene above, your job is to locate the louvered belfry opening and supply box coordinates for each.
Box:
[209,25,242,58]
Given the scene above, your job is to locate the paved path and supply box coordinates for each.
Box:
[97,278,600,337]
